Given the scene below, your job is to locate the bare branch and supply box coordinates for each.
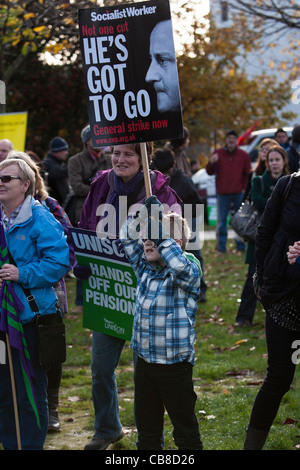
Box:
[227,0,300,30]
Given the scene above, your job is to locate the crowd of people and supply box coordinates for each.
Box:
[0,124,299,451]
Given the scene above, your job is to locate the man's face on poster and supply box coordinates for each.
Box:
[145,20,181,113]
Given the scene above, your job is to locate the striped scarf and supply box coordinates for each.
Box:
[0,213,40,428]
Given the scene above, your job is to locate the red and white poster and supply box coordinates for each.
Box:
[78,0,183,147]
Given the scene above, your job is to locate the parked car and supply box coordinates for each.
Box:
[239,127,293,162]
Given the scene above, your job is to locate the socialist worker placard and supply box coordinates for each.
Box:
[78,0,183,146]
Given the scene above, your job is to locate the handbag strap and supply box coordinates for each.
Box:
[259,175,264,194]
[7,249,40,313]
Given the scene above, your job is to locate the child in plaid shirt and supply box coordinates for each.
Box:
[120,195,203,450]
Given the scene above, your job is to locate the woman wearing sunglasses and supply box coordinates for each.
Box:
[0,158,69,450]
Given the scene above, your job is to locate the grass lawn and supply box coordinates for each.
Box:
[43,237,299,451]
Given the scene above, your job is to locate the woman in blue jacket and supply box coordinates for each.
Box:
[0,158,69,450]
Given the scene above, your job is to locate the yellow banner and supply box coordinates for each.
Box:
[0,112,28,151]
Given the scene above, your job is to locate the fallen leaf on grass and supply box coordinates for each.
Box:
[122,427,136,435]
[64,417,74,423]
[68,396,81,402]
[212,344,242,352]
[235,339,248,345]
[198,410,216,421]
[283,417,298,425]
[226,369,249,377]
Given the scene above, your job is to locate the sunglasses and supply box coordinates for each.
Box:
[0,175,21,183]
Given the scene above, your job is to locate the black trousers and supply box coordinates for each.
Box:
[134,357,203,450]
[249,315,299,431]
[235,264,257,324]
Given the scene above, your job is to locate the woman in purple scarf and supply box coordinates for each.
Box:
[76,143,182,450]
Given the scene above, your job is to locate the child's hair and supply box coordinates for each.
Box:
[162,212,191,250]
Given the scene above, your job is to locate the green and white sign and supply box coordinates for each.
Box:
[70,228,136,341]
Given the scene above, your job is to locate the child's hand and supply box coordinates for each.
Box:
[143,196,164,242]
[144,196,163,214]
[138,196,163,224]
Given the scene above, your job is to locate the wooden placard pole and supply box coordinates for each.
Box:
[6,333,22,450]
[140,142,152,198]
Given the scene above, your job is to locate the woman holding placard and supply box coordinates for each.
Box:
[76,142,181,450]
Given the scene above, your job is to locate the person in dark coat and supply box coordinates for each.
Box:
[164,127,192,177]
[151,148,207,302]
[244,162,299,450]
[67,125,111,314]
[68,125,111,225]
[234,138,278,326]
[43,137,69,205]
[287,125,300,173]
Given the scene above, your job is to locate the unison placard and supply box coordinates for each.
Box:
[78,0,183,146]
[70,227,136,341]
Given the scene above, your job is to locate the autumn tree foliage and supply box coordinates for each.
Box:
[0,0,123,154]
[8,58,87,156]
[0,0,126,83]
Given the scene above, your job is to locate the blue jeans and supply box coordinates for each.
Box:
[217,193,245,252]
[75,278,83,306]
[0,322,48,450]
[91,331,125,438]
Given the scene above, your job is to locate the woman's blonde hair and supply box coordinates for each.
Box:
[7,150,49,200]
[259,138,279,149]
[0,157,36,198]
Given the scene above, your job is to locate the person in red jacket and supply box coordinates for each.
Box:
[206,130,251,252]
